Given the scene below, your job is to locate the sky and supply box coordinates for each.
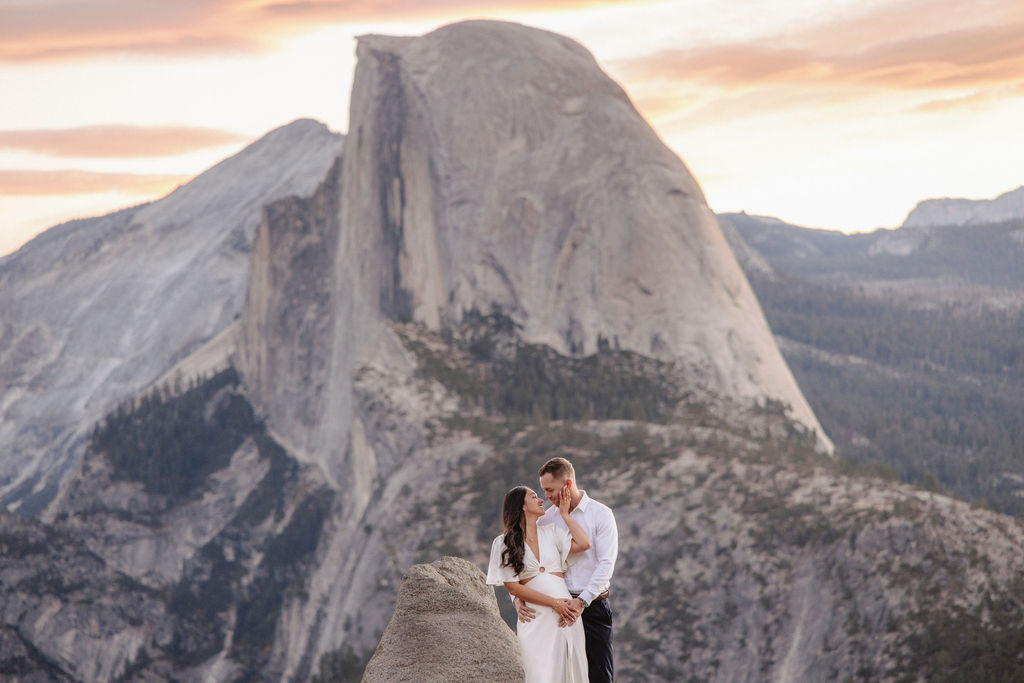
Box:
[2,0,1024,257]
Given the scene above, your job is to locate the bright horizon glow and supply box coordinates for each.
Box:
[3,0,1024,256]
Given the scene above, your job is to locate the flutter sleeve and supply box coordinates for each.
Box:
[556,525,581,571]
[486,534,519,585]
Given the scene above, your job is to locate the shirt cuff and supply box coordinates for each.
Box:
[578,590,596,606]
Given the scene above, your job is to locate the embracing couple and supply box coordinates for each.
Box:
[487,457,618,683]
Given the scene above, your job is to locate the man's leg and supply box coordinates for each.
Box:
[581,599,613,682]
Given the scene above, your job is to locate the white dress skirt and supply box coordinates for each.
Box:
[487,525,588,683]
[516,571,588,683]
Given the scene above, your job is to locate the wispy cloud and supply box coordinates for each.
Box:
[259,0,625,19]
[0,0,257,60]
[0,125,248,158]
[615,0,1024,114]
[618,45,822,86]
[915,81,1024,112]
[0,0,638,62]
[619,22,1024,91]
[0,170,191,196]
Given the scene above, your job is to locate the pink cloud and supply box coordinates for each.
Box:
[615,0,1024,120]
[0,0,643,61]
[0,170,191,196]
[0,125,249,158]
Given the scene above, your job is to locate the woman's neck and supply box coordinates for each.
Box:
[522,515,539,538]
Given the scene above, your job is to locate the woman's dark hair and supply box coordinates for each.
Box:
[501,486,529,575]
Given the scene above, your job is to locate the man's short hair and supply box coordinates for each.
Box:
[538,457,575,481]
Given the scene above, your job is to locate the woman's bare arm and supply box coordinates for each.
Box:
[559,484,591,553]
[504,581,576,621]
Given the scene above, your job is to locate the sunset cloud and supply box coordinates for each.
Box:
[615,2,1024,109]
[0,0,258,60]
[914,81,1024,112]
[259,0,629,20]
[0,125,248,158]
[619,22,1024,92]
[0,170,191,196]
[0,0,637,62]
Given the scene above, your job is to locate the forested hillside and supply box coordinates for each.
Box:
[721,213,1024,514]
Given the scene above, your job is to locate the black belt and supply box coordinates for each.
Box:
[571,590,610,603]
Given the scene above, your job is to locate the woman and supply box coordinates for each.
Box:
[487,484,591,682]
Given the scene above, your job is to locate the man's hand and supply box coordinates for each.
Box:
[558,597,585,627]
[513,596,537,623]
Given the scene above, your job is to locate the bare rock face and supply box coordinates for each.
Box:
[237,156,344,481]
[0,119,343,515]
[362,556,523,683]
[0,511,172,682]
[237,20,830,506]
[347,21,824,439]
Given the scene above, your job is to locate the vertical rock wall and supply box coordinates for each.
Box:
[237,21,831,500]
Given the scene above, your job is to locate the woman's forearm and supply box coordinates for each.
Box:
[504,581,561,609]
[562,513,591,552]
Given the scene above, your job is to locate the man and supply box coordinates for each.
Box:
[514,456,618,682]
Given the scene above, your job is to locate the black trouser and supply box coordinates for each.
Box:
[580,597,613,682]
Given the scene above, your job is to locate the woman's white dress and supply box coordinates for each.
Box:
[487,524,588,683]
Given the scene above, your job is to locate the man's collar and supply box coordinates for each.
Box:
[573,490,591,512]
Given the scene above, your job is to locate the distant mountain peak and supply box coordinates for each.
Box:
[901,184,1024,228]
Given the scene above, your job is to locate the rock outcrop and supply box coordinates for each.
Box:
[236,20,831,498]
[363,556,523,682]
[0,119,343,515]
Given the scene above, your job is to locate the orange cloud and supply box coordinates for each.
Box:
[630,91,702,120]
[0,0,259,61]
[0,0,641,62]
[616,2,1024,106]
[0,170,191,196]
[915,82,1024,112]
[260,0,629,19]
[618,45,822,86]
[5,34,266,62]
[0,125,248,158]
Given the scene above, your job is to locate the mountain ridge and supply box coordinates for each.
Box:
[0,119,343,515]
[902,184,1024,228]
[719,208,1024,516]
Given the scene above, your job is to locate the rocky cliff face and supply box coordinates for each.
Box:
[237,156,344,480]
[0,119,343,516]
[236,20,830,489]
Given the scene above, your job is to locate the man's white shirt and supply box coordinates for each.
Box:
[539,491,618,605]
